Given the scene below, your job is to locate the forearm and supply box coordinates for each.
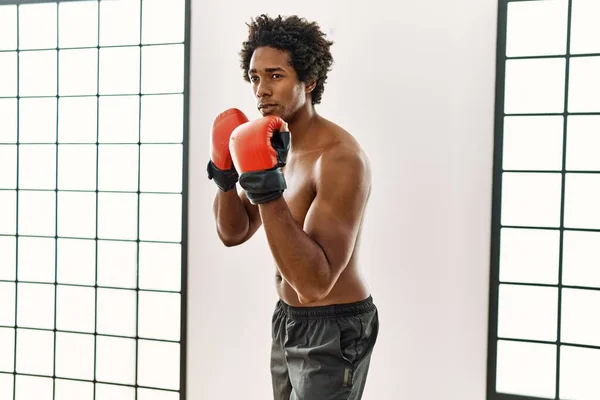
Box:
[259,197,331,303]
[213,189,250,246]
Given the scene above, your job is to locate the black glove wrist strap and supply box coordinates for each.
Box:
[239,168,287,204]
[207,160,238,192]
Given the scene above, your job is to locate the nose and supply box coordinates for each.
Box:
[255,80,271,98]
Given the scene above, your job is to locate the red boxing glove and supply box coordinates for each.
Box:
[207,108,249,192]
[229,116,291,204]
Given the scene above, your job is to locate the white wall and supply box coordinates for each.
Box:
[187,0,498,399]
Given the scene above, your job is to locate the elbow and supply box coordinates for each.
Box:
[297,294,320,305]
[296,264,338,305]
[216,230,245,247]
[294,262,339,305]
[220,238,240,247]
[296,284,330,305]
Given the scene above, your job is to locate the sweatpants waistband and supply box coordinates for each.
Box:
[276,295,375,320]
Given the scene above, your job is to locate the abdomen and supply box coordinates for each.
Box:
[274,256,370,307]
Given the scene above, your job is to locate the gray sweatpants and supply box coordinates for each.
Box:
[270,296,379,400]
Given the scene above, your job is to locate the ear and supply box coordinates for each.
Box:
[305,79,317,93]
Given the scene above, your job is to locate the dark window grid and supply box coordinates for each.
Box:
[496,337,600,352]
[0,92,185,99]
[505,53,600,60]
[5,372,179,394]
[0,188,184,196]
[0,233,182,246]
[179,0,191,397]
[0,143,184,147]
[11,4,20,398]
[0,42,185,53]
[52,3,60,398]
[0,326,180,345]
[134,2,144,394]
[496,282,600,294]
[0,0,99,5]
[504,112,600,117]
[498,225,600,234]
[500,170,600,174]
[488,0,580,399]
[5,1,189,399]
[0,281,181,295]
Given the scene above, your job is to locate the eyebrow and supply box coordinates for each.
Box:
[248,67,286,75]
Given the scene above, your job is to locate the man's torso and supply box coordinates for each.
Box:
[273,118,370,307]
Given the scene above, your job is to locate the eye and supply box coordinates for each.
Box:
[250,76,259,82]
[271,74,283,79]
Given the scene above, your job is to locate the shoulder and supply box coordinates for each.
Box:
[314,120,371,188]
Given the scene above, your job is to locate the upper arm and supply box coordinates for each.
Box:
[303,147,372,284]
[237,186,263,243]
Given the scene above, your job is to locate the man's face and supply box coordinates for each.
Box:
[248,46,307,122]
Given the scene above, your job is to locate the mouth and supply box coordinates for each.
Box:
[258,104,278,114]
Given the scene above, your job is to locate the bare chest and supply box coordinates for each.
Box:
[281,157,317,227]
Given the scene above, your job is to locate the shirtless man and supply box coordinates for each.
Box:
[207,14,379,400]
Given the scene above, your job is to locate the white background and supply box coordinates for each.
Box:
[187,0,498,398]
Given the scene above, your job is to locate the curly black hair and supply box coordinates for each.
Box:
[240,14,334,105]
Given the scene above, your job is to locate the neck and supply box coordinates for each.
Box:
[287,103,319,152]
